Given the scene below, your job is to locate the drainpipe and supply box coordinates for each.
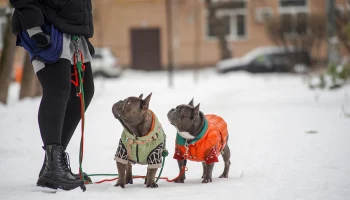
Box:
[166,0,174,88]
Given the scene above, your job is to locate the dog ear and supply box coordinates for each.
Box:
[191,103,200,118]
[188,98,194,107]
[142,93,152,109]
[138,94,143,99]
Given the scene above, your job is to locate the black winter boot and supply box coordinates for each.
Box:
[36,144,86,191]
[38,152,92,183]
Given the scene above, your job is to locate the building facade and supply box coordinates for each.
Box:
[90,0,349,70]
[0,0,349,70]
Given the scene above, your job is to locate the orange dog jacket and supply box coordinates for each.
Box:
[173,114,228,164]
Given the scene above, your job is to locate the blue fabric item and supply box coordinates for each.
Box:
[16,24,63,64]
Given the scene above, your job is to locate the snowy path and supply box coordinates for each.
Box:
[1,69,349,200]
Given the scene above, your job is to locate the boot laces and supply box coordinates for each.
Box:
[57,149,72,173]
[63,152,72,173]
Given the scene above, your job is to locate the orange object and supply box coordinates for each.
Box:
[14,65,23,83]
[173,114,228,164]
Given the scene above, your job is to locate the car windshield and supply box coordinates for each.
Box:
[241,46,295,62]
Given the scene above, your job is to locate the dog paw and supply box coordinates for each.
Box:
[146,183,158,188]
[126,179,133,184]
[202,178,212,183]
[219,174,228,178]
[114,182,126,188]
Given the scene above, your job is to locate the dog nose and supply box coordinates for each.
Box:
[112,103,120,112]
[115,102,123,108]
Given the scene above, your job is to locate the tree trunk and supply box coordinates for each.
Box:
[0,7,16,104]
[217,27,232,60]
[205,0,232,60]
[19,53,37,99]
[33,77,42,97]
[92,0,104,46]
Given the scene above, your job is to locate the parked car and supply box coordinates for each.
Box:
[91,47,122,78]
[216,46,311,74]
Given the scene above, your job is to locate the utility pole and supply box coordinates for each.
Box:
[326,0,336,65]
[166,0,174,88]
[0,5,16,104]
[193,0,201,83]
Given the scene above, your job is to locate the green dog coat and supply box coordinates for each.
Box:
[114,112,166,169]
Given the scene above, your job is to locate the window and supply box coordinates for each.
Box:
[207,1,247,40]
[279,0,308,12]
[0,8,7,50]
[208,16,230,37]
[280,0,306,7]
[279,0,308,35]
[280,12,307,34]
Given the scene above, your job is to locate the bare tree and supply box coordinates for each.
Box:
[204,0,232,60]
[334,9,350,53]
[0,5,16,104]
[265,14,326,60]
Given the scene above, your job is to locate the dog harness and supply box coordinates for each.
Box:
[114,112,166,169]
[173,114,228,164]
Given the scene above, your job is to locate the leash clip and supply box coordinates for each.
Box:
[183,140,189,159]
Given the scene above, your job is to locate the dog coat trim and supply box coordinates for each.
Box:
[114,111,166,169]
[174,114,228,164]
[176,130,195,140]
[176,118,209,146]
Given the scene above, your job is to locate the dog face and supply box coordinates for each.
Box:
[112,93,152,123]
[167,99,200,132]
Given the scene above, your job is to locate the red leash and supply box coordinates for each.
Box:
[70,46,89,183]
[70,40,188,185]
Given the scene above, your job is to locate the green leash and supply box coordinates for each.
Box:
[71,35,87,184]
[155,150,169,182]
[87,150,168,184]
[72,34,168,184]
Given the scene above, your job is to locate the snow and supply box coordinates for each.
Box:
[1,69,350,200]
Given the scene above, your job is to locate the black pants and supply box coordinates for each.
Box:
[36,59,94,149]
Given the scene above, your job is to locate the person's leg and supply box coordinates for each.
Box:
[35,58,85,191]
[61,62,95,150]
[38,62,94,181]
[36,59,71,146]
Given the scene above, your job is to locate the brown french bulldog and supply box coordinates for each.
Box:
[112,93,166,188]
[167,99,231,183]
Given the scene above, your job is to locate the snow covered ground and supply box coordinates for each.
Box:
[1,69,350,200]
